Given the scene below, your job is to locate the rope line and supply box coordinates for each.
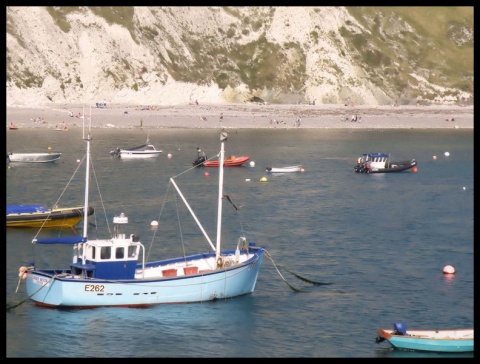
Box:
[264,249,332,292]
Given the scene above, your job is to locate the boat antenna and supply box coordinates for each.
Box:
[215,131,228,257]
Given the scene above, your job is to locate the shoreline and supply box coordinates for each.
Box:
[6,103,473,130]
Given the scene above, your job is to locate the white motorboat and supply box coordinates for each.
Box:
[110,143,162,159]
[110,135,163,159]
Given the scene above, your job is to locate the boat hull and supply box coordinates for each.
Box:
[7,152,62,163]
[118,151,163,159]
[7,205,94,228]
[111,144,162,158]
[266,165,302,173]
[355,159,417,173]
[376,328,474,353]
[25,249,264,307]
[203,156,250,167]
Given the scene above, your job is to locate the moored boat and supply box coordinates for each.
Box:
[110,134,162,159]
[110,143,162,159]
[20,127,265,308]
[266,165,302,173]
[194,155,250,167]
[375,322,474,353]
[7,152,62,163]
[354,153,417,173]
[7,204,94,228]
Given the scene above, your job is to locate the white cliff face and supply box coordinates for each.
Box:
[6,6,473,107]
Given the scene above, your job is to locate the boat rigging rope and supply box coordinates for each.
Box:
[6,268,62,310]
[264,249,332,292]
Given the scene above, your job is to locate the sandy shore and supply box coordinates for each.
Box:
[6,103,473,130]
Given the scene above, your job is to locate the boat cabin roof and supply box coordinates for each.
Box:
[122,144,158,152]
[362,153,389,159]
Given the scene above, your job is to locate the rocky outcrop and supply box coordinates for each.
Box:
[6,6,473,107]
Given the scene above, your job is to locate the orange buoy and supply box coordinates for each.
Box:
[18,266,28,280]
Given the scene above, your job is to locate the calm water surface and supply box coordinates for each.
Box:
[6,128,473,357]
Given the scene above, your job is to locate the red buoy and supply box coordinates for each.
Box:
[412,167,418,173]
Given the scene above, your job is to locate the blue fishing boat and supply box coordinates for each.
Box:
[21,126,265,308]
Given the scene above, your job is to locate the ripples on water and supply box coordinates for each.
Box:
[7,128,473,357]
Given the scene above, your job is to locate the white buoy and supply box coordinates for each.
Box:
[76,159,81,163]
[444,151,450,157]
[151,220,159,227]
[433,155,437,160]
[167,153,172,159]
[245,179,251,182]
[249,161,255,167]
[443,265,455,274]
[463,186,466,190]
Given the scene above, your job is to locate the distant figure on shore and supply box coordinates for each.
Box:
[195,99,199,105]
[220,113,223,121]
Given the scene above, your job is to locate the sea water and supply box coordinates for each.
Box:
[6,128,473,357]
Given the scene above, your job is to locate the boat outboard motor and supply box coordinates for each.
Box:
[393,322,407,335]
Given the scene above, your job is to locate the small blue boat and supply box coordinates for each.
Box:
[375,322,474,353]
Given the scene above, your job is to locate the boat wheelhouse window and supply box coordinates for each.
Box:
[128,246,137,258]
[101,246,111,259]
[91,246,96,259]
[115,247,125,259]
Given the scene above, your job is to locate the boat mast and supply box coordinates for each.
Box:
[216,131,227,257]
[82,106,91,240]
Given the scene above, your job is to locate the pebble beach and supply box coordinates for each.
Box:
[6,103,473,130]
